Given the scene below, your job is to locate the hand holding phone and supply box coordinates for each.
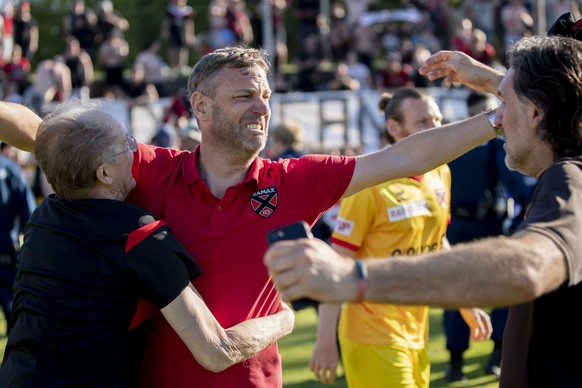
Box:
[266,221,319,311]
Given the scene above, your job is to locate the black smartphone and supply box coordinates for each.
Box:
[266,221,319,311]
[266,220,313,244]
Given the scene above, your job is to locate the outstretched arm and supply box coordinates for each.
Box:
[344,113,496,198]
[418,50,505,96]
[162,284,294,372]
[264,231,567,309]
[0,102,42,152]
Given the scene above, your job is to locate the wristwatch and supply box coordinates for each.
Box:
[484,108,503,137]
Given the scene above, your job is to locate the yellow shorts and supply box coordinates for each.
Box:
[339,335,430,388]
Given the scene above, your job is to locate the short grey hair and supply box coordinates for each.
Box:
[34,102,123,199]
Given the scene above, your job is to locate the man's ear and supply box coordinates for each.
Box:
[386,118,401,140]
[530,101,544,129]
[96,163,113,185]
[190,92,208,120]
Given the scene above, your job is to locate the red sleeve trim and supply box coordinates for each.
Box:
[126,220,166,253]
[329,237,360,252]
[130,299,157,329]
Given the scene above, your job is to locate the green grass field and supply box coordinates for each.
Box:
[279,307,500,388]
[0,308,500,387]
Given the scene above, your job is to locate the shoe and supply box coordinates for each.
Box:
[485,348,502,377]
[445,360,467,382]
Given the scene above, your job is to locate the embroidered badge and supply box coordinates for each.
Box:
[250,186,278,218]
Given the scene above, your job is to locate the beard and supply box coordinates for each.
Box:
[210,105,267,158]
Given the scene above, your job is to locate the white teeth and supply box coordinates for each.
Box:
[246,124,261,129]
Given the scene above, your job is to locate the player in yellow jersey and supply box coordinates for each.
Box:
[310,88,493,387]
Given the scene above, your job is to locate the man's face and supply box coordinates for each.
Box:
[108,125,137,200]
[496,68,537,174]
[204,65,271,157]
[392,97,442,141]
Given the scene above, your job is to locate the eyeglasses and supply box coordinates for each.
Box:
[111,133,138,159]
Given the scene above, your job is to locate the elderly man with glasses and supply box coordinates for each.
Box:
[0,102,294,387]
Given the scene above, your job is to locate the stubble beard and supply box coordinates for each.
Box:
[211,106,267,159]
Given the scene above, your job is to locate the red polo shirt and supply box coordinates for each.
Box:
[127,144,356,387]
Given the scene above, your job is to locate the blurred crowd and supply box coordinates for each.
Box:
[0,0,577,206]
[0,0,580,108]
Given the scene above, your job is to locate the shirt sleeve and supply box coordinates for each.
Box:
[517,161,582,286]
[126,224,202,309]
[330,188,376,252]
[281,154,357,222]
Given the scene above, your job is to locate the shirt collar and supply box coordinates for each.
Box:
[182,146,264,186]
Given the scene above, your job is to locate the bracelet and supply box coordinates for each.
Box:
[484,108,504,137]
[355,259,368,302]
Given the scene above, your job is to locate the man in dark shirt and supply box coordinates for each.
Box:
[266,23,582,388]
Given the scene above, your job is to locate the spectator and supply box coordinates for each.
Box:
[345,50,373,90]
[23,56,71,116]
[63,0,97,57]
[63,35,94,102]
[226,0,254,46]
[199,9,237,55]
[161,86,191,135]
[450,18,474,55]
[325,61,360,91]
[13,0,37,61]
[328,1,352,62]
[93,0,129,51]
[1,0,15,63]
[294,33,323,91]
[3,44,30,95]
[0,141,35,336]
[161,0,195,72]
[123,65,159,125]
[470,28,496,66]
[294,0,322,44]
[377,50,414,90]
[134,39,170,97]
[461,0,497,44]
[98,28,129,99]
[268,120,305,160]
[351,19,379,72]
[500,0,534,52]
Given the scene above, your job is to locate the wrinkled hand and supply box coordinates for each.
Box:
[264,238,357,303]
[310,337,340,384]
[419,50,504,95]
[460,308,493,342]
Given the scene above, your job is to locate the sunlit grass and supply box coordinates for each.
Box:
[280,307,500,388]
[0,308,500,387]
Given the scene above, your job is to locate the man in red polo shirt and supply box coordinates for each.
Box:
[126,47,497,387]
[0,46,497,386]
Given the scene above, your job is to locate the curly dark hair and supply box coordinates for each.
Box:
[507,35,582,158]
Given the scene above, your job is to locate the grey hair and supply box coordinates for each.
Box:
[34,101,124,199]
